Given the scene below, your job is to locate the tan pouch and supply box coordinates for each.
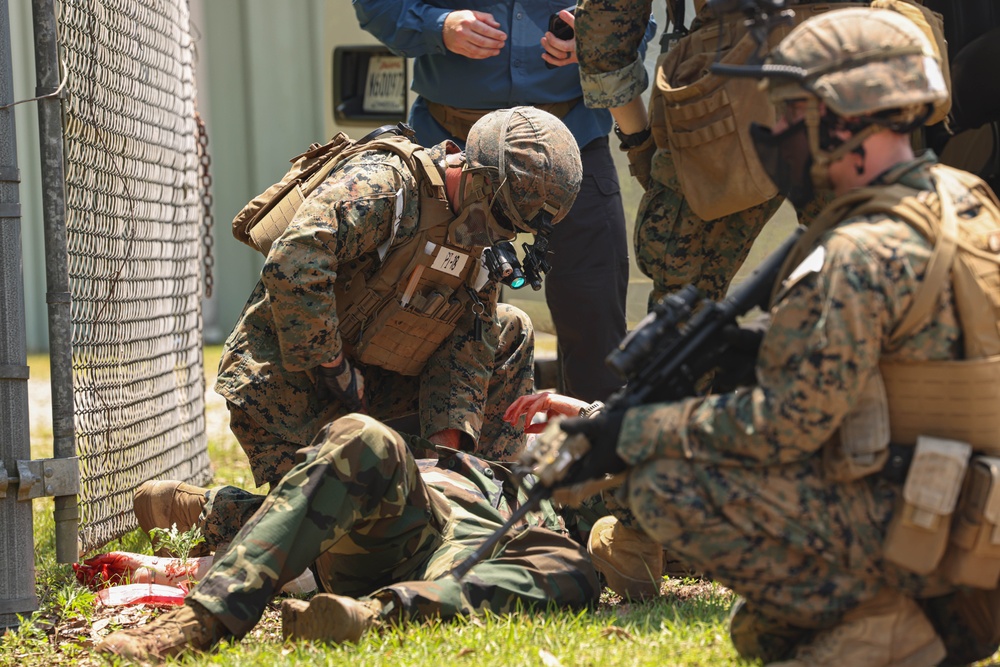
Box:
[870,0,951,126]
[650,4,854,220]
[651,21,777,221]
[881,355,1000,454]
[823,371,891,482]
[884,435,972,574]
[343,242,475,376]
[352,291,465,376]
[941,456,1000,588]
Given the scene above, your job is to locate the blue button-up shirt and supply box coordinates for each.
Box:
[353,0,656,148]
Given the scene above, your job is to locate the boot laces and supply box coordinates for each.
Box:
[152,605,219,650]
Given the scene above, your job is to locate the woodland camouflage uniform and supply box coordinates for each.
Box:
[188,414,599,637]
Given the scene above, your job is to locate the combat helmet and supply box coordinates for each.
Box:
[766,7,948,126]
[750,7,948,204]
[464,106,582,234]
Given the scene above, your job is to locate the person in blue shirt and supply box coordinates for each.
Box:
[353,0,656,403]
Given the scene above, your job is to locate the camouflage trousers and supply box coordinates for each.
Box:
[189,415,598,638]
[234,303,534,491]
[638,149,826,309]
[625,456,957,640]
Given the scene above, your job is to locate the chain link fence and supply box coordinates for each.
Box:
[57,0,211,552]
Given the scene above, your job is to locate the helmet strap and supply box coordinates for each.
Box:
[806,99,880,190]
[853,144,866,176]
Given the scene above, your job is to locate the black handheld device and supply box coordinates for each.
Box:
[545,7,575,69]
[547,9,574,40]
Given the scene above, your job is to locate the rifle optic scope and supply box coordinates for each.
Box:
[605,284,701,380]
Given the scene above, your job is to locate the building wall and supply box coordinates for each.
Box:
[9,0,48,352]
[192,0,330,342]
[10,0,673,350]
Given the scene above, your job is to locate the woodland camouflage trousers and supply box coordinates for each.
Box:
[202,304,534,551]
[189,414,598,638]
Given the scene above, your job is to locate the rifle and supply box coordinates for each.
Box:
[450,226,804,580]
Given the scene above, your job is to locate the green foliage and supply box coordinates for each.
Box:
[50,583,99,624]
[0,611,49,659]
[148,523,207,563]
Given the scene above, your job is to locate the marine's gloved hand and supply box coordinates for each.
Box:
[622,133,656,191]
[557,409,628,486]
[317,355,367,413]
[712,314,770,393]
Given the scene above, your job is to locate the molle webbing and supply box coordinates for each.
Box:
[881,354,1000,453]
[774,164,1000,449]
[334,154,482,376]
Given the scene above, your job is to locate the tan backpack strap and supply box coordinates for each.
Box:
[770,188,884,306]
[888,186,958,345]
[413,149,444,189]
[301,151,350,194]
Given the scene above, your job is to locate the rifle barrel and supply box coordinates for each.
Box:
[449,484,550,580]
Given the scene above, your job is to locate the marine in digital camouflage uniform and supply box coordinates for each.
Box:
[216,137,525,482]
[97,414,600,660]
[560,8,1000,667]
[353,0,659,403]
[574,0,839,309]
[202,108,582,552]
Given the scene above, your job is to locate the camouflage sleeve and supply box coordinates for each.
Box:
[616,224,902,467]
[418,281,501,443]
[575,0,654,109]
[262,155,414,372]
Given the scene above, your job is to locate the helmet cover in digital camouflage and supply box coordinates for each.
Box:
[465,107,582,232]
[766,7,948,123]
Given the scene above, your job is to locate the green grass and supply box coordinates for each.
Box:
[6,347,755,667]
[10,347,999,667]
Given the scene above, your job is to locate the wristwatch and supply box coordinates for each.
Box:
[613,123,652,149]
[578,400,605,419]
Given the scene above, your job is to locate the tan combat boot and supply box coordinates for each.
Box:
[766,589,947,667]
[588,515,664,600]
[134,480,209,556]
[281,593,382,644]
[729,597,807,663]
[96,601,226,661]
[663,546,701,579]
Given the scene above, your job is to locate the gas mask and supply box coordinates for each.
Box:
[450,162,557,291]
[752,105,883,211]
[750,118,818,210]
[448,165,514,249]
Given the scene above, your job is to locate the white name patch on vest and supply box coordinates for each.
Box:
[787,246,826,284]
[774,245,826,303]
[431,248,469,276]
